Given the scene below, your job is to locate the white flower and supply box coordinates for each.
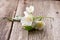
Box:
[21,15,33,26]
[21,5,34,26]
[35,21,45,30]
[26,5,34,13]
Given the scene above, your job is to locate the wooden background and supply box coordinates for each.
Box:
[0,0,60,40]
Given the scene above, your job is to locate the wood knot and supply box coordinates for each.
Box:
[56,12,59,14]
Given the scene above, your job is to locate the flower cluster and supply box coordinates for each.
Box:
[21,6,34,26]
[13,5,45,31]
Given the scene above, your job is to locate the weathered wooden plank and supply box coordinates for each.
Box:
[25,1,53,40]
[25,1,60,40]
[9,0,28,40]
[47,1,60,40]
[25,0,60,1]
[0,0,19,40]
[9,1,60,40]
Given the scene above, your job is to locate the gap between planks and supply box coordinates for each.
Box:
[7,0,20,40]
[0,0,19,40]
[9,1,60,40]
[9,0,28,40]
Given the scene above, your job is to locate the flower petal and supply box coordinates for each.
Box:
[24,11,29,17]
[26,7,30,13]
[21,17,33,26]
[29,5,34,12]
[26,5,34,13]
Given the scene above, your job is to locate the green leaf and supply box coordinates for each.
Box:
[36,16,43,21]
[36,16,54,20]
[24,26,33,31]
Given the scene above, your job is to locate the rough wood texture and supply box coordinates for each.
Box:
[10,1,60,40]
[25,0,60,1]
[25,1,60,40]
[47,1,60,40]
[0,0,19,40]
[9,0,28,40]
[0,0,60,40]
[25,1,53,40]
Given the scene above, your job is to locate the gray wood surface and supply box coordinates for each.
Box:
[26,1,53,40]
[0,0,19,40]
[9,0,28,40]
[26,1,60,40]
[10,1,60,40]
[0,0,60,40]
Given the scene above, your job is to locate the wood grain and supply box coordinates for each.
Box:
[47,1,60,40]
[9,0,28,40]
[0,0,19,40]
[9,1,60,40]
[25,1,60,40]
[25,0,60,1]
[25,1,53,40]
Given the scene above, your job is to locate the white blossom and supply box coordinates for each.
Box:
[21,16,33,26]
[26,5,34,13]
[20,5,34,26]
[35,21,45,30]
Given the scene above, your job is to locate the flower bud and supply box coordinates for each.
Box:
[35,21,45,30]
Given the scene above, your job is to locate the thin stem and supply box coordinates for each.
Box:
[35,16,54,21]
[37,16,54,19]
[2,17,20,22]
